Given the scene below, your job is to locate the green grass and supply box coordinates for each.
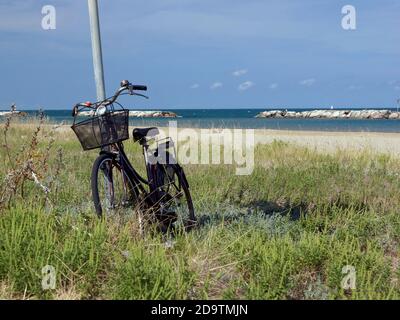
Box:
[0,120,399,299]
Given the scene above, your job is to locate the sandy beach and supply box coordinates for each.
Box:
[253,129,400,156]
[45,123,400,156]
[145,125,400,156]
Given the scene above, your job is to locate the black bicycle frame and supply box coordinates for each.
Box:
[102,141,161,206]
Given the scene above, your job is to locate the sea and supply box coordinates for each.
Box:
[7,108,400,133]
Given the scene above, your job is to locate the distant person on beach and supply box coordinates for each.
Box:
[10,103,16,112]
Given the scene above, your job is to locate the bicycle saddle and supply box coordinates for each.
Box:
[132,127,159,142]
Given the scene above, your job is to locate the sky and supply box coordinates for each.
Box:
[0,0,399,109]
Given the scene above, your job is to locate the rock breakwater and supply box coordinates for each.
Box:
[256,109,399,120]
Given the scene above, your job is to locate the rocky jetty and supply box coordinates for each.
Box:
[0,111,27,117]
[256,109,400,120]
[128,110,178,118]
[78,110,178,118]
[0,104,27,117]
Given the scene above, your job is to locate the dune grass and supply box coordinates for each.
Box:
[0,119,399,299]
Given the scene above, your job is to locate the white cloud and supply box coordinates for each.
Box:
[190,84,199,89]
[299,78,316,86]
[238,81,254,91]
[232,69,248,77]
[269,83,278,89]
[210,82,223,90]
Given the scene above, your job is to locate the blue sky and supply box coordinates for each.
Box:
[0,0,399,109]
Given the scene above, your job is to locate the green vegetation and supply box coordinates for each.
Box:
[0,119,399,299]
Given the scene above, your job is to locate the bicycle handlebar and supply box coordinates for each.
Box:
[72,80,148,117]
[131,85,147,91]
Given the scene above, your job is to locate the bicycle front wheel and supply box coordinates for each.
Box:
[91,153,138,217]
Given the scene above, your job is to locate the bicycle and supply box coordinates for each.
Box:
[71,80,196,232]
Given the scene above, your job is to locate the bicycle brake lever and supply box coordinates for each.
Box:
[72,105,78,117]
[134,93,149,99]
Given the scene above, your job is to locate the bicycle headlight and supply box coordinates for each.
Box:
[96,105,107,116]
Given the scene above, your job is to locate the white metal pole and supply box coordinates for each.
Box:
[87,0,106,101]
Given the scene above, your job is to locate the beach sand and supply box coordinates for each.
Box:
[136,125,400,156]
[253,129,400,156]
[48,123,400,156]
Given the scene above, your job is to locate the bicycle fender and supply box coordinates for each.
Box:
[174,164,190,189]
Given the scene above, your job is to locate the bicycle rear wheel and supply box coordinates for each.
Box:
[156,164,196,232]
[91,153,138,217]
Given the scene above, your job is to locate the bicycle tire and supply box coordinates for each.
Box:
[156,163,196,231]
[91,153,137,217]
